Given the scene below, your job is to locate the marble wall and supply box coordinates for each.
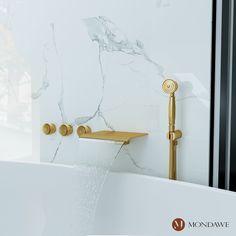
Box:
[2,0,213,185]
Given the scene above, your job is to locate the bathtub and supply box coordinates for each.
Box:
[0,161,236,236]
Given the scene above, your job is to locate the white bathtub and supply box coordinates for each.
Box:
[0,161,236,236]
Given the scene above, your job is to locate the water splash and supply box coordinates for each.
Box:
[71,142,124,235]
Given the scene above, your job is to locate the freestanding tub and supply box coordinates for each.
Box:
[0,161,236,236]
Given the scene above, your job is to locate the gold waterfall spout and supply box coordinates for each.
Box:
[162,79,182,180]
[77,125,148,145]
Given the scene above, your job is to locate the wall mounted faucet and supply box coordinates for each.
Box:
[162,79,182,180]
[42,123,147,144]
[42,123,56,135]
[77,125,148,145]
[59,124,73,136]
[42,123,73,136]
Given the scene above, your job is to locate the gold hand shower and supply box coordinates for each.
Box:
[162,79,182,180]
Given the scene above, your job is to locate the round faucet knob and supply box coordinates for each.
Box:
[59,124,73,136]
[77,125,92,137]
[42,123,56,135]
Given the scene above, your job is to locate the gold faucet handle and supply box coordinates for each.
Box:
[59,124,73,136]
[42,123,56,135]
[77,125,92,137]
[167,130,182,141]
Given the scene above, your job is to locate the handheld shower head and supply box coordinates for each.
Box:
[162,78,182,180]
[162,79,178,94]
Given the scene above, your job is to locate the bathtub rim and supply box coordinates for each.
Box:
[0,160,235,196]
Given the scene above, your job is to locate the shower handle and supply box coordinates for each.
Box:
[163,79,182,180]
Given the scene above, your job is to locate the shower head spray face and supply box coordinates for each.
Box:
[162,79,178,94]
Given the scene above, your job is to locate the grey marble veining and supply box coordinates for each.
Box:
[50,139,62,163]
[33,23,68,162]
[32,43,50,99]
[84,16,164,77]
[156,0,171,8]
[73,16,167,132]
[71,16,168,171]
[50,23,68,123]
[32,23,68,123]
[73,47,113,129]
[114,143,125,160]
[123,146,159,175]
[73,100,114,130]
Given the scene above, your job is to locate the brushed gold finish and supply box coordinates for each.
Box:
[59,124,73,136]
[77,125,92,137]
[77,125,148,145]
[42,123,56,135]
[163,79,182,180]
[162,79,178,94]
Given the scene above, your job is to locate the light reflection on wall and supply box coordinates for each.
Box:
[0,24,32,160]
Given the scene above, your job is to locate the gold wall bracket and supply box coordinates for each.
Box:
[167,130,182,141]
[77,125,148,145]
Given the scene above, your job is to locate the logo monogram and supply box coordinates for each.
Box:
[172,218,185,231]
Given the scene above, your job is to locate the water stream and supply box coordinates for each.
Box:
[70,141,124,236]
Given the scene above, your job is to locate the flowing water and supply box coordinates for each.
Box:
[70,141,124,236]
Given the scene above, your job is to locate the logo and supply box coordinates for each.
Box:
[188,221,230,228]
[172,218,185,231]
[172,218,230,232]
